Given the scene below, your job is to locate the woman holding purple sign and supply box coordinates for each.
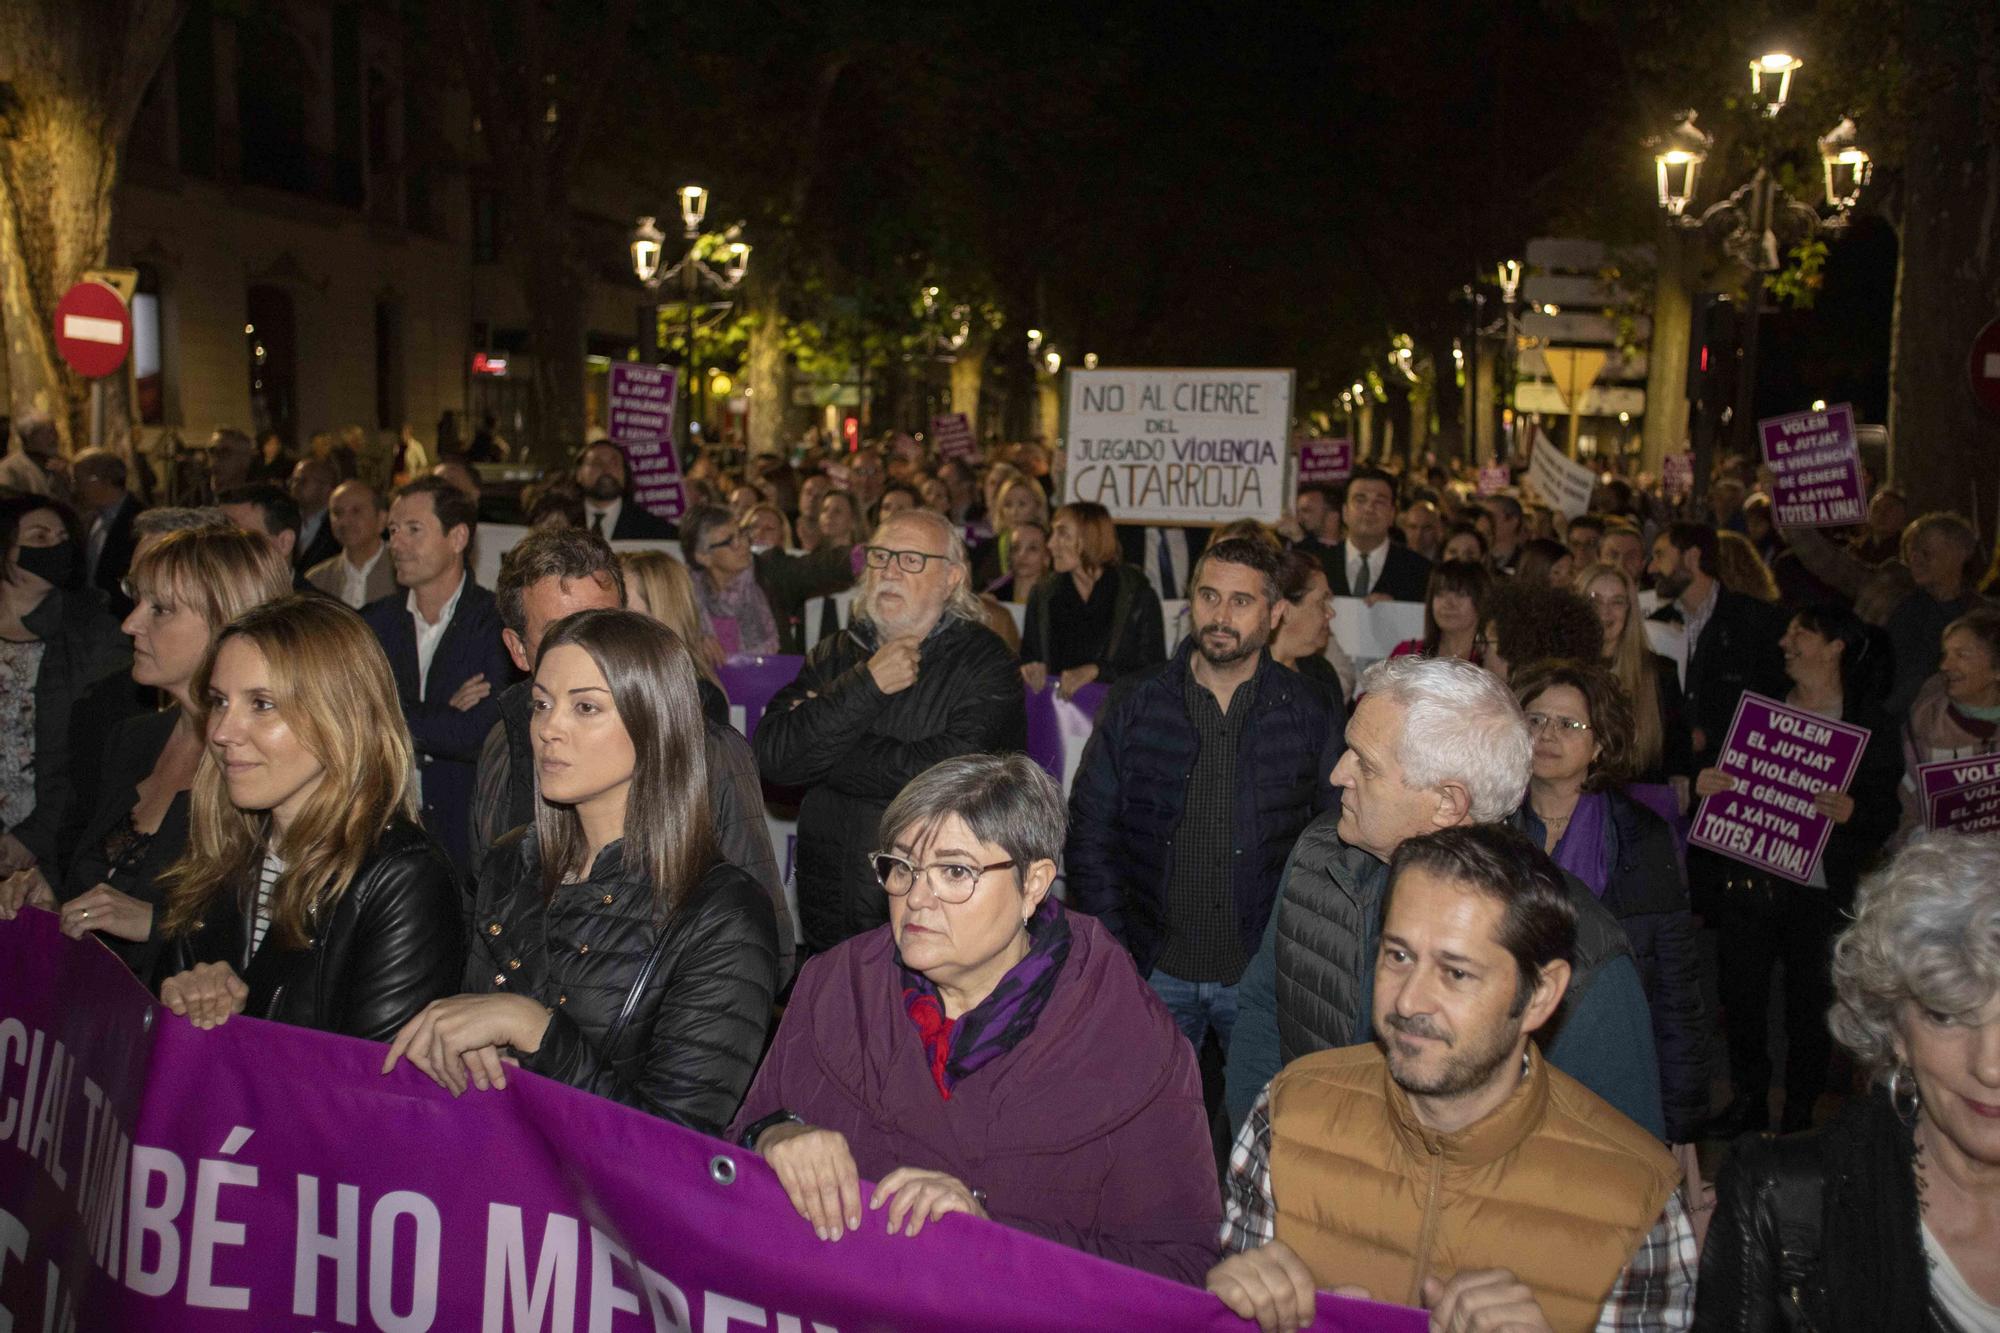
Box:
[1697,603,1904,1138]
[729,755,1221,1284]
[1899,606,2000,839]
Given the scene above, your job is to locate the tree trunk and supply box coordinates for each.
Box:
[1885,2,2000,536]
[1642,229,1692,475]
[743,275,789,458]
[950,327,989,439]
[517,211,586,462]
[0,1,185,453]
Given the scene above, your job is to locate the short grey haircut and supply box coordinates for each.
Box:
[1358,655,1533,823]
[1831,831,2000,1079]
[1902,511,1978,562]
[70,447,127,489]
[134,506,228,539]
[858,507,985,626]
[878,754,1066,874]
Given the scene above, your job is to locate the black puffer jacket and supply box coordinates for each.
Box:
[465,830,777,1135]
[163,818,463,1041]
[1067,644,1345,976]
[1698,1091,1950,1332]
[1514,790,1707,1142]
[11,586,131,876]
[756,613,1026,954]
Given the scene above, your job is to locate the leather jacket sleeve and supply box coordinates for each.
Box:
[1064,698,1130,948]
[705,722,793,982]
[328,843,467,1043]
[1696,1133,1793,1332]
[754,645,881,788]
[526,870,777,1136]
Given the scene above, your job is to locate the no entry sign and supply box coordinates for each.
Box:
[54,279,131,378]
[1971,317,2000,417]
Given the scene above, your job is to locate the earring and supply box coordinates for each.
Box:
[1886,1064,1921,1126]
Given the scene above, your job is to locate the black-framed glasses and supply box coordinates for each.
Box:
[863,546,949,574]
[1525,712,1593,736]
[870,852,1016,902]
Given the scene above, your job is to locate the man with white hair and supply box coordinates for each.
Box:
[758,508,1027,957]
[1224,655,1664,1137]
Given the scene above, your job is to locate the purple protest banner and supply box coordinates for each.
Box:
[1916,753,2000,834]
[1759,403,1867,528]
[0,912,1419,1332]
[1023,680,1110,784]
[1688,692,1870,884]
[1476,464,1509,496]
[608,362,687,523]
[1297,439,1354,486]
[930,412,977,462]
[717,653,805,741]
[1660,451,1694,499]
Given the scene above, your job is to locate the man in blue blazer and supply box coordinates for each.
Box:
[362,476,510,877]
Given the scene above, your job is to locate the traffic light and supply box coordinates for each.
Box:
[1686,292,1740,473]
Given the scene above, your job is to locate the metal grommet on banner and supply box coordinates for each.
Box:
[708,1155,737,1186]
[142,1006,155,1032]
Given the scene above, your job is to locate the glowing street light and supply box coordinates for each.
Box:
[678,185,709,233]
[1818,117,1873,213]
[629,216,666,285]
[1750,51,1803,116]
[1652,110,1712,217]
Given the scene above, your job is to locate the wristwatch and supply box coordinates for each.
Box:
[738,1108,804,1151]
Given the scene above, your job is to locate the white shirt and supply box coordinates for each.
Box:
[337,545,385,610]
[1344,537,1389,596]
[1924,1222,2000,1332]
[407,569,468,702]
[585,499,623,539]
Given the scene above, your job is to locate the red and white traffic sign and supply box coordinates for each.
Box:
[1971,317,2000,418]
[53,280,131,378]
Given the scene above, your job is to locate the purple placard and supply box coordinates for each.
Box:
[1298,439,1354,485]
[0,912,1421,1332]
[1688,693,1870,884]
[1476,464,1509,496]
[1916,753,2000,834]
[608,361,687,523]
[718,652,805,740]
[1661,451,1694,499]
[1759,403,1866,528]
[931,412,977,462]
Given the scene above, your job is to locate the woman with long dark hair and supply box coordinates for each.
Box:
[385,609,777,1134]
[1390,558,1491,663]
[154,596,462,1038]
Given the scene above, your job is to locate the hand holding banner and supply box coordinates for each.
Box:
[1688,693,1869,884]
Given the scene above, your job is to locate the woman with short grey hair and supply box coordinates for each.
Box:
[1699,831,2000,1331]
[729,754,1221,1283]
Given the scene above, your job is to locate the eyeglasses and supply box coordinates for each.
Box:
[863,546,950,574]
[870,852,1016,902]
[1525,712,1593,736]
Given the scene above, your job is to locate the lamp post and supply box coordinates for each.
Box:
[1495,259,1522,464]
[630,185,750,460]
[1650,55,1872,479]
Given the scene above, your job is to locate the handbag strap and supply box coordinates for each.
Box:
[601,917,677,1056]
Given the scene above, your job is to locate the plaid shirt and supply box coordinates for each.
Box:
[1222,1088,1697,1331]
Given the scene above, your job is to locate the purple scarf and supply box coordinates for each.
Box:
[1549,790,1612,897]
[898,897,1072,1100]
[693,565,779,657]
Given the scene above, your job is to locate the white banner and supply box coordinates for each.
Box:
[1063,367,1294,524]
[1330,596,1425,674]
[1526,435,1598,520]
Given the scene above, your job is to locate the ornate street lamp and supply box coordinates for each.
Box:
[629,185,749,454]
[1818,117,1873,214]
[1652,111,1712,217]
[1750,51,1802,116]
[678,185,709,233]
[629,216,665,285]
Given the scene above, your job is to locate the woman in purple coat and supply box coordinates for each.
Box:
[729,753,1221,1283]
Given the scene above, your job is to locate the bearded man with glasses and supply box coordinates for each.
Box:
[730,754,1221,1282]
[757,509,1025,958]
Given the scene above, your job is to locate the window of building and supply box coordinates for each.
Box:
[246,286,298,449]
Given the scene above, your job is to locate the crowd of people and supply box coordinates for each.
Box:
[0,409,1995,1333]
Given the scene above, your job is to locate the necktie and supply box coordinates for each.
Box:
[1356,551,1372,597]
[1155,529,1177,600]
[591,510,607,536]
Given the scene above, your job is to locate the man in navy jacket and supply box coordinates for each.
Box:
[362,476,509,877]
[1067,537,1346,1056]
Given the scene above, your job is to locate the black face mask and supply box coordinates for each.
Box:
[11,540,77,588]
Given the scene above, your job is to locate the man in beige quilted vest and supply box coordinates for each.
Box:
[1206,824,1695,1333]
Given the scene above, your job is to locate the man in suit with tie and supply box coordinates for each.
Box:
[1118,523,1209,604]
[362,475,510,877]
[71,448,143,615]
[577,440,676,540]
[289,456,342,574]
[1324,466,1430,603]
